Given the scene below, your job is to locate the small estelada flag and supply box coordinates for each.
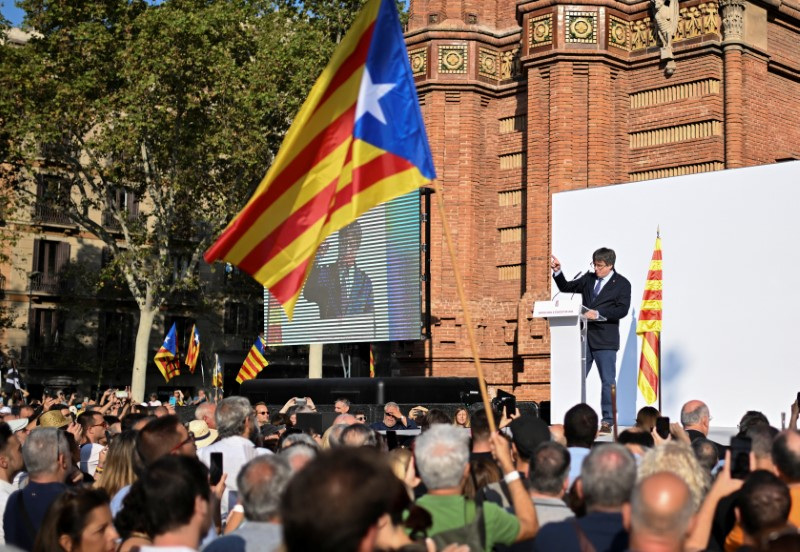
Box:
[185,324,200,374]
[236,337,269,384]
[155,323,180,383]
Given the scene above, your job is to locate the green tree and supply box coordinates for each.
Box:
[0,0,360,399]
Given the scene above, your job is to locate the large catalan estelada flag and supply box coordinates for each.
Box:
[637,234,662,404]
[185,324,200,374]
[154,323,181,383]
[203,0,436,319]
[236,336,269,384]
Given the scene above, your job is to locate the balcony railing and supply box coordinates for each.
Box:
[30,272,63,294]
[33,203,73,226]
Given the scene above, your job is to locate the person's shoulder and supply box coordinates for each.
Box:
[201,534,247,552]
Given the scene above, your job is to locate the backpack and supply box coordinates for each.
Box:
[430,495,487,552]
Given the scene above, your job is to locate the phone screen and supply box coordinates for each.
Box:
[209,452,223,486]
[169,396,177,406]
[730,436,752,479]
[656,417,670,439]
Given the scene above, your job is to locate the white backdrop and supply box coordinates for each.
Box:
[551,161,800,428]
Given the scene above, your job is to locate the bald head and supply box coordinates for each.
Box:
[333,414,358,426]
[628,472,694,548]
[680,400,710,434]
[772,429,800,482]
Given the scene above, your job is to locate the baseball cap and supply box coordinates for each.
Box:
[7,418,29,433]
[509,415,551,459]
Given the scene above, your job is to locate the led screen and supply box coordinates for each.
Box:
[263,191,422,344]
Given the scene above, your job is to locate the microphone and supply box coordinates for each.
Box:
[552,271,583,301]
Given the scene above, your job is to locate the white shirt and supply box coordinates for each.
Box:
[197,436,271,522]
[0,478,16,543]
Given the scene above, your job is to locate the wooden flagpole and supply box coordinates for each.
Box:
[432,183,497,433]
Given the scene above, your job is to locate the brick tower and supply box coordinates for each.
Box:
[402,0,800,401]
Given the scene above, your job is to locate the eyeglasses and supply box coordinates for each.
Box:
[256,410,268,416]
[90,421,108,429]
[591,262,609,269]
[170,432,195,453]
[355,416,366,422]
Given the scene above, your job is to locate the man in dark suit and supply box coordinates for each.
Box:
[551,248,631,433]
[304,221,374,319]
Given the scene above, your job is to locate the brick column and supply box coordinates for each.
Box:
[720,0,746,168]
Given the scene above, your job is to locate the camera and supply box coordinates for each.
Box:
[295,397,307,407]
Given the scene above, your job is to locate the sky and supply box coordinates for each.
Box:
[1,1,24,26]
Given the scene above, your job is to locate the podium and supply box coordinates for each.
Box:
[533,296,605,424]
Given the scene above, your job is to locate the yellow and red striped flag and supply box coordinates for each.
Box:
[185,324,200,374]
[203,0,436,319]
[236,336,269,384]
[369,344,375,378]
[637,234,662,404]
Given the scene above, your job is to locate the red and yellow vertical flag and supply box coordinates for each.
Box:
[203,0,436,319]
[637,234,662,404]
[185,324,200,374]
[369,344,375,378]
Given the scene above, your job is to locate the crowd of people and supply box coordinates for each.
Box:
[0,384,797,551]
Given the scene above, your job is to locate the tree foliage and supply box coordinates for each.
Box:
[0,0,368,397]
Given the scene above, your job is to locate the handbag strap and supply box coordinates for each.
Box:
[571,518,597,552]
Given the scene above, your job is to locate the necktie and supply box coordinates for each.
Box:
[591,277,602,301]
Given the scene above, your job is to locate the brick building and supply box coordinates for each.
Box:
[402,0,800,401]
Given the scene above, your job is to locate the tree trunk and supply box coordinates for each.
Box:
[131,300,159,403]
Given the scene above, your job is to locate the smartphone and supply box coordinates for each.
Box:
[169,396,177,406]
[115,391,128,399]
[730,436,752,479]
[796,391,800,406]
[656,416,670,439]
[495,389,516,417]
[295,397,307,407]
[209,452,223,486]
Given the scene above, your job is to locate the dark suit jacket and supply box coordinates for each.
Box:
[553,270,631,350]
[304,262,374,319]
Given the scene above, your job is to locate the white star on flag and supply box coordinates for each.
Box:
[356,68,396,125]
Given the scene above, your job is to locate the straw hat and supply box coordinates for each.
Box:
[38,410,70,428]
[187,420,218,449]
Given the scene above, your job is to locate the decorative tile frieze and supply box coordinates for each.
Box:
[439,44,467,74]
[609,16,629,50]
[628,1,721,52]
[566,12,597,44]
[408,47,427,77]
[479,48,499,78]
[500,48,521,80]
[529,14,554,48]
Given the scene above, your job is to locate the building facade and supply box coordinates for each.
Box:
[399,0,800,401]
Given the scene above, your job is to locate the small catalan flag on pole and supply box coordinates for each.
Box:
[369,344,375,378]
[637,231,662,406]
